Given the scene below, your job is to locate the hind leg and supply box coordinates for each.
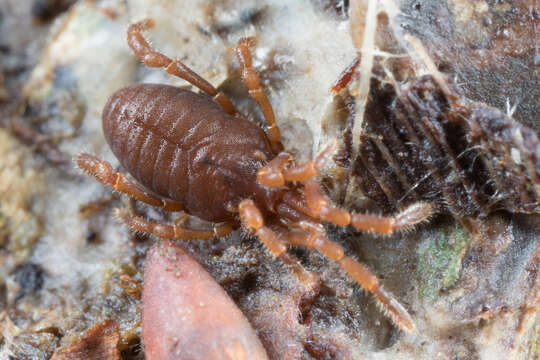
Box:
[77,153,184,212]
[77,154,233,239]
[115,209,233,240]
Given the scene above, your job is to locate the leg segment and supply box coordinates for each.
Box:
[77,153,184,212]
[239,200,320,298]
[257,142,337,188]
[239,199,415,331]
[127,19,237,115]
[283,141,337,182]
[286,230,415,332]
[281,191,318,220]
[115,208,233,240]
[255,140,431,234]
[238,199,288,257]
[256,152,292,187]
[304,178,432,234]
[236,37,282,152]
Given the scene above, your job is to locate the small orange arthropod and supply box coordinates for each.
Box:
[77,19,432,331]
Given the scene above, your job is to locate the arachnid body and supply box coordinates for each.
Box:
[77,19,433,332]
[337,75,540,231]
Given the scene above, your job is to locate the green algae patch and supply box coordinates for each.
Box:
[416,223,471,301]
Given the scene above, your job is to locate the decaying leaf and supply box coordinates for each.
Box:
[51,320,121,360]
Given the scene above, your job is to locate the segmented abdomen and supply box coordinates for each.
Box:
[102,84,203,201]
[101,83,272,222]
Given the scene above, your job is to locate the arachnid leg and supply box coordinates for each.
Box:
[239,199,321,299]
[238,199,288,257]
[282,141,337,182]
[304,178,433,234]
[127,19,237,115]
[236,37,282,153]
[115,209,233,240]
[77,153,184,212]
[256,152,293,187]
[239,200,320,298]
[257,142,337,188]
[287,230,415,332]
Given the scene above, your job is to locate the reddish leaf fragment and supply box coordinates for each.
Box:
[51,320,120,360]
[330,56,360,93]
[143,240,269,360]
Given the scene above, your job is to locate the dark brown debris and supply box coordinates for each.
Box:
[51,320,121,360]
[31,0,76,23]
[343,75,540,221]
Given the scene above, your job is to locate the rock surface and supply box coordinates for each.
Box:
[0,0,538,359]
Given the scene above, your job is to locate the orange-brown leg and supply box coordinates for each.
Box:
[238,199,288,257]
[255,142,432,233]
[240,199,414,331]
[236,37,282,153]
[286,230,415,332]
[256,152,292,187]
[256,142,337,188]
[304,178,433,234]
[239,199,414,331]
[77,153,184,212]
[239,200,320,297]
[282,142,337,182]
[127,19,237,115]
[280,191,319,220]
[115,208,233,240]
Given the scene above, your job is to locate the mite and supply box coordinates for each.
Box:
[77,19,432,332]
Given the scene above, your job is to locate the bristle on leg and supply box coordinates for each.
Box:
[286,231,416,332]
[371,286,416,333]
[114,208,232,239]
[76,153,185,212]
[392,202,433,231]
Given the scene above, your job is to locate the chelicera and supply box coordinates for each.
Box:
[77,18,432,332]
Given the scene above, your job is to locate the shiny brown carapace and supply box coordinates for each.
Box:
[77,18,432,332]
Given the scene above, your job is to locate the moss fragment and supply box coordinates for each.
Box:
[416,223,470,301]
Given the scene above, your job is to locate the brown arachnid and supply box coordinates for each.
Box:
[77,18,432,332]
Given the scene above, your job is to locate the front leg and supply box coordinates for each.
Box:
[238,199,288,257]
[238,200,415,332]
[256,142,337,187]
